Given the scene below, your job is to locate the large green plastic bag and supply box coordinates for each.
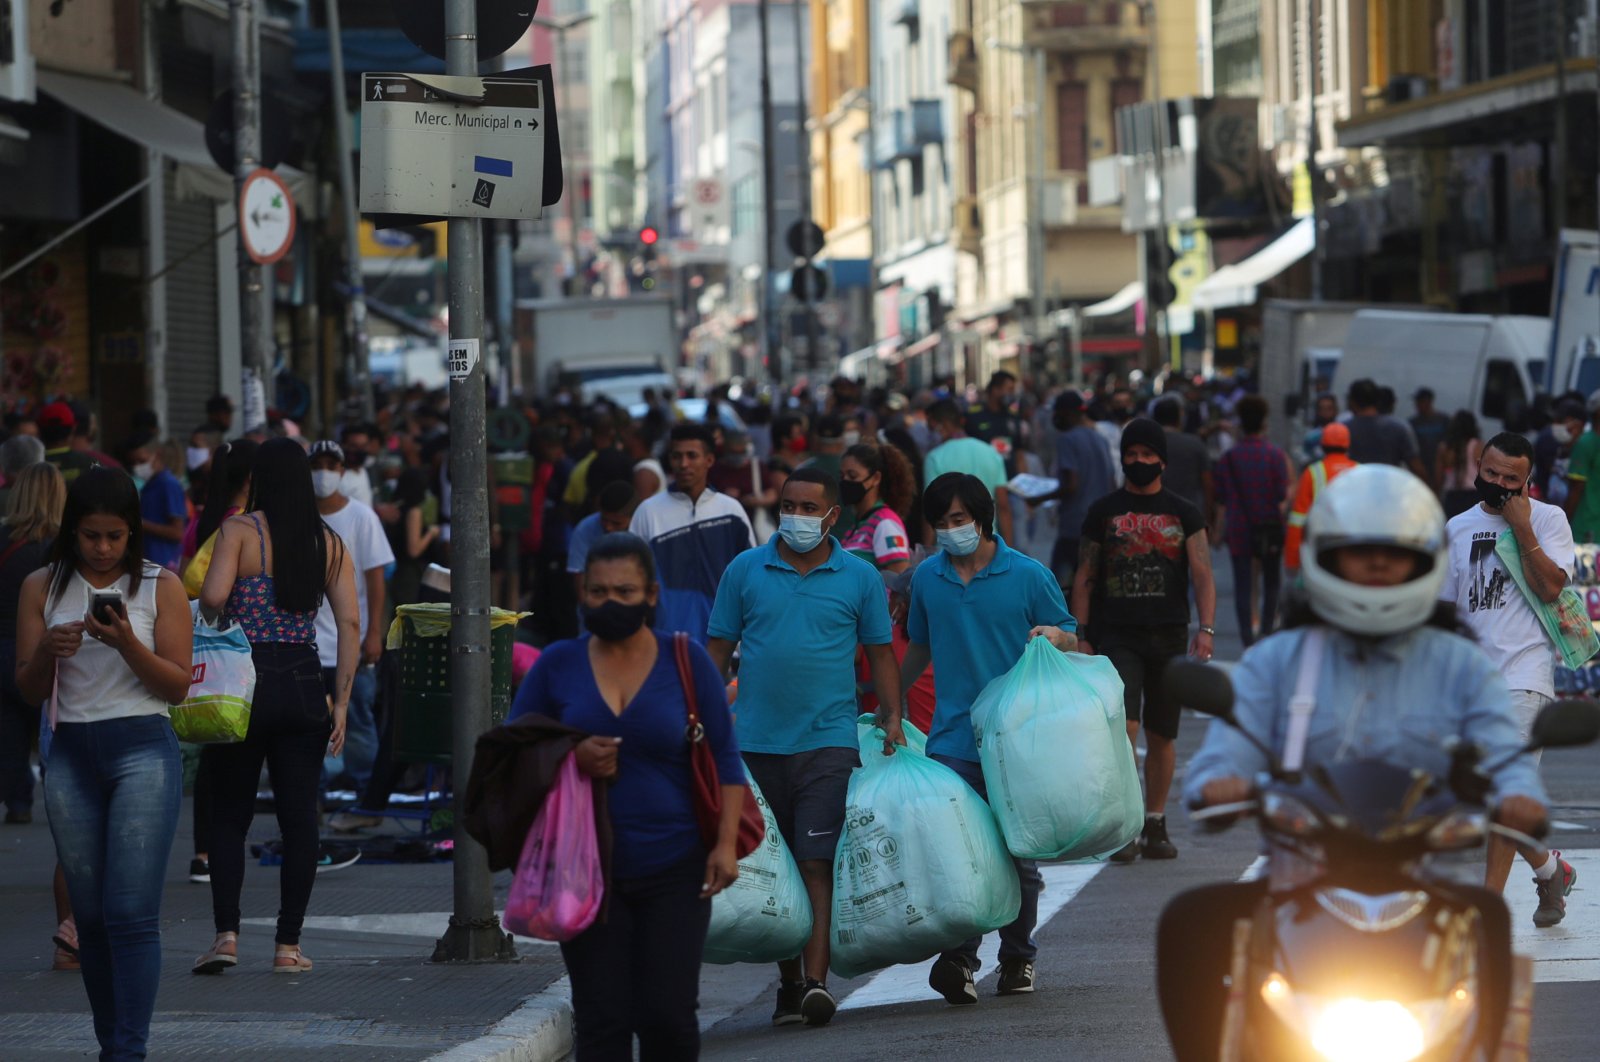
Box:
[704,767,813,964]
[971,639,1142,861]
[830,717,1020,979]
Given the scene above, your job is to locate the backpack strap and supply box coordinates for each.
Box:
[1282,627,1325,775]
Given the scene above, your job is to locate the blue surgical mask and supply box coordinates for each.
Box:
[936,523,982,556]
[778,511,832,553]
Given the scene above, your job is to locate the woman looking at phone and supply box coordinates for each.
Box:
[196,437,359,976]
[15,467,195,1061]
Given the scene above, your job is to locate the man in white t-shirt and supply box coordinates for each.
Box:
[1439,432,1579,928]
[310,440,396,791]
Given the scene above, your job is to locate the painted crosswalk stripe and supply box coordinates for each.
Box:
[242,911,557,947]
[837,863,1104,1012]
[1507,850,1600,983]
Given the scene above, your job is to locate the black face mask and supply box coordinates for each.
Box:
[1123,460,1162,488]
[839,479,869,507]
[583,600,653,642]
[1112,408,1134,423]
[346,452,369,470]
[1475,473,1517,510]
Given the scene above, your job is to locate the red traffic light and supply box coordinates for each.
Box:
[639,226,659,246]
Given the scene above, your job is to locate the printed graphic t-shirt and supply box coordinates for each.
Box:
[1081,488,1205,629]
[1440,500,1575,698]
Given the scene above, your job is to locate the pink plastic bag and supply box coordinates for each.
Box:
[503,752,605,941]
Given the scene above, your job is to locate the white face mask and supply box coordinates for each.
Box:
[842,430,862,448]
[132,461,156,482]
[186,446,212,472]
[1554,423,1575,445]
[311,470,343,499]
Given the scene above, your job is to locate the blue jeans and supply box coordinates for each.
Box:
[321,665,377,790]
[45,715,182,1061]
[930,753,1043,971]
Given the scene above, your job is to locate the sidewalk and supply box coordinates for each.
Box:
[0,796,568,1060]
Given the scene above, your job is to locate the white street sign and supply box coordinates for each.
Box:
[239,169,296,264]
[688,177,727,240]
[359,73,545,220]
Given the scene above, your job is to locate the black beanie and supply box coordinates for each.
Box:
[1119,417,1168,463]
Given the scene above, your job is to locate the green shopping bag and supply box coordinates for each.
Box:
[1496,532,1600,670]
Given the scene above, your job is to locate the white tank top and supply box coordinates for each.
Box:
[45,564,170,724]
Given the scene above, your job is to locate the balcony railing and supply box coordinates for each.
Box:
[948,30,978,92]
[875,100,945,167]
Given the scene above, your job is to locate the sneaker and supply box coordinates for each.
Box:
[327,811,384,833]
[996,958,1036,995]
[1533,854,1577,928]
[1108,838,1141,864]
[800,978,837,1027]
[315,845,361,873]
[1141,816,1178,860]
[771,979,805,1026]
[928,956,978,1006]
[189,857,211,884]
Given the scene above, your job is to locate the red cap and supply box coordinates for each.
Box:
[1321,422,1351,450]
[37,401,76,431]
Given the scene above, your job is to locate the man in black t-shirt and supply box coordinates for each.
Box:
[1073,418,1217,864]
[965,371,1026,475]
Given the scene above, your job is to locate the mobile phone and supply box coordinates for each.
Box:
[90,588,126,623]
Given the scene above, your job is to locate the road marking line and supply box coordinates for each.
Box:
[838,863,1104,1012]
[241,911,557,947]
[1506,850,1600,983]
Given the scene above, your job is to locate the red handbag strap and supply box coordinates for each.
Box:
[672,632,704,743]
[0,536,30,573]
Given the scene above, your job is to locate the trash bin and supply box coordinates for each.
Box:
[389,603,526,765]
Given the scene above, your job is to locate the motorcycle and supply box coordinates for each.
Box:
[1162,660,1600,1062]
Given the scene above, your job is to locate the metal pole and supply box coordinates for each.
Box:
[231,0,269,430]
[758,0,779,385]
[433,0,515,964]
[1146,2,1171,372]
[494,220,515,403]
[1553,0,1570,238]
[142,3,168,436]
[325,0,373,421]
[1305,0,1324,301]
[560,26,582,298]
[1028,47,1046,349]
[792,0,821,374]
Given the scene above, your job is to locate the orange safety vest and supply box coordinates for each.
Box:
[1285,453,1358,571]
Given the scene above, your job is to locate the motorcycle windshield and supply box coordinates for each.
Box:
[1300,760,1453,843]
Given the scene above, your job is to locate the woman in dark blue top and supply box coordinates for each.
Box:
[508,532,745,1062]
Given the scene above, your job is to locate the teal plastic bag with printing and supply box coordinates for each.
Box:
[703,766,813,965]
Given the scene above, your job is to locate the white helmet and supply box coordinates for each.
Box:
[1300,465,1446,637]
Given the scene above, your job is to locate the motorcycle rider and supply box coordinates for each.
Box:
[1157,465,1549,1062]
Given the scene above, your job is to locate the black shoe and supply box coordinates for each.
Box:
[1141,816,1178,860]
[772,979,805,1027]
[4,808,31,825]
[800,979,837,1027]
[996,958,1035,995]
[928,956,978,1006]
[188,858,211,884]
[1108,837,1141,864]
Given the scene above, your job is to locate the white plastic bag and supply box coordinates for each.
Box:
[704,767,813,964]
[170,607,257,744]
[971,638,1142,861]
[830,718,1019,979]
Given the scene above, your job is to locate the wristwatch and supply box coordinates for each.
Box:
[1198,625,1216,636]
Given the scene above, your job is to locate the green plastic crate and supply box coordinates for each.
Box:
[394,619,515,765]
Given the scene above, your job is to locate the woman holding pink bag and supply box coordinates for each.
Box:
[508,532,746,1062]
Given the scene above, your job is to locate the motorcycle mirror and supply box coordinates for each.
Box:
[1528,699,1600,751]
[1166,658,1236,721]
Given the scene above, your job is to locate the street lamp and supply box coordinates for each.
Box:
[987,37,1048,352]
[533,12,596,297]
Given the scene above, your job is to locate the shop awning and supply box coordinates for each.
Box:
[37,70,316,215]
[1336,63,1597,148]
[1191,218,1314,310]
[1082,280,1143,318]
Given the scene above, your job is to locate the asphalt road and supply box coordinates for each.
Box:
[696,731,1600,1061]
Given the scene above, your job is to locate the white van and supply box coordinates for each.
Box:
[1330,311,1549,436]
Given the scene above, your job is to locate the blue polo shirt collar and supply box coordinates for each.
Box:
[932,535,1015,583]
[759,537,845,573]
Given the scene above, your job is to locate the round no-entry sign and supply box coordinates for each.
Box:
[239,169,297,264]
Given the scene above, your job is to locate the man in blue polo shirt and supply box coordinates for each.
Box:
[902,471,1077,1006]
[707,466,902,1030]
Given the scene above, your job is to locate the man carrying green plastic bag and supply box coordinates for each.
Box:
[901,473,1079,1006]
[830,717,1019,979]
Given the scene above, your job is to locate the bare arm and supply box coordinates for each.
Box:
[1187,530,1217,659]
[404,506,438,559]
[361,566,386,664]
[144,515,187,543]
[325,533,361,726]
[1071,540,1100,639]
[995,486,1014,542]
[865,642,903,723]
[16,571,67,706]
[899,640,932,700]
[1566,479,1586,521]
[1503,496,1568,603]
[198,519,245,621]
[705,636,737,680]
[84,570,195,704]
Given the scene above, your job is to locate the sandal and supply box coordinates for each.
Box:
[51,918,78,957]
[193,933,238,975]
[273,946,312,974]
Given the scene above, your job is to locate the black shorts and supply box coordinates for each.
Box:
[743,746,860,863]
[1099,624,1189,740]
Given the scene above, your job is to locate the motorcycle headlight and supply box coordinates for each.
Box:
[1261,791,1320,837]
[1260,974,1475,1062]
[1423,809,1488,851]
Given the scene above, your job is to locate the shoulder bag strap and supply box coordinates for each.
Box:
[1283,627,1325,775]
[672,632,703,743]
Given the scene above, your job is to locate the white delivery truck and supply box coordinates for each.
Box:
[515,297,677,406]
[1331,310,1549,437]
[1260,301,1369,456]
[1547,229,1600,396]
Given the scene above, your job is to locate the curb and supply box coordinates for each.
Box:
[429,976,573,1062]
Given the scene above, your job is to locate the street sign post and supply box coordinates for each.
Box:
[689,177,727,240]
[359,73,546,220]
